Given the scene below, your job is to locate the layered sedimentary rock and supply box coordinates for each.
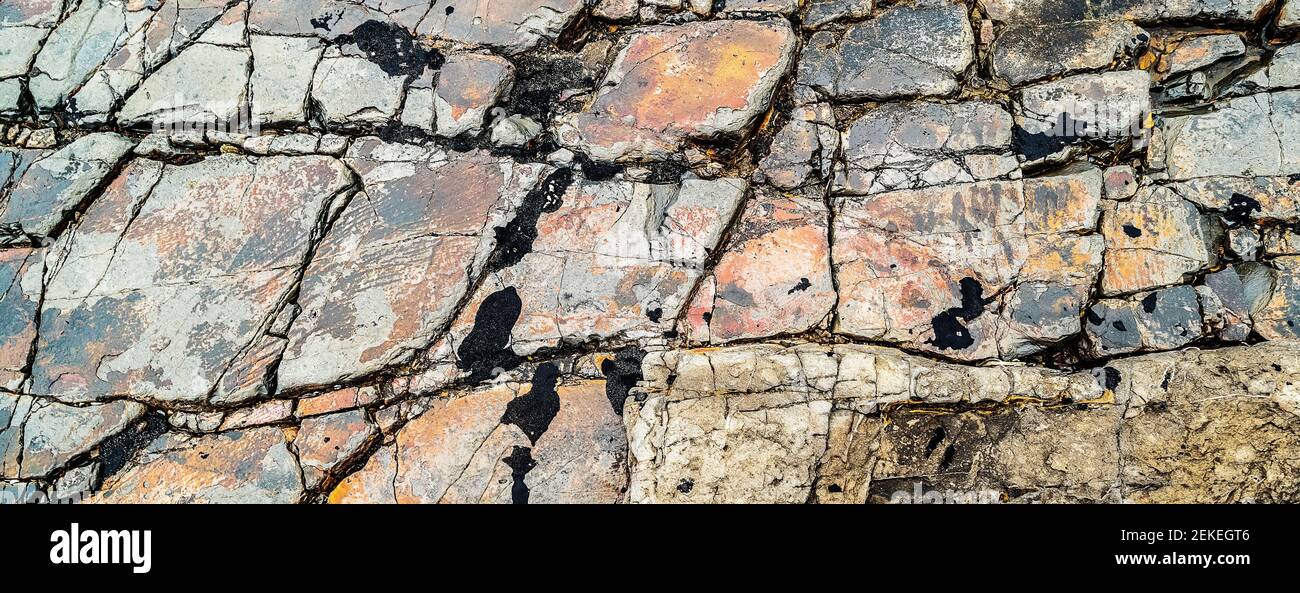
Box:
[2,1,1300,504]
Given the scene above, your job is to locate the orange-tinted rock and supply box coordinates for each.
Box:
[330,376,626,503]
[685,190,834,343]
[296,385,381,418]
[1100,186,1218,296]
[92,426,304,503]
[834,170,1104,359]
[434,53,515,138]
[556,19,796,162]
[295,408,377,489]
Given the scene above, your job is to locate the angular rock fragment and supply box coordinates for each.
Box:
[1164,33,1245,77]
[1015,70,1151,162]
[556,19,796,162]
[684,190,833,343]
[277,140,547,392]
[1197,263,1272,341]
[250,35,324,125]
[311,54,407,126]
[757,103,837,190]
[0,394,144,479]
[1100,186,1218,295]
[0,248,42,390]
[991,20,1146,86]
[797,0,973,101]
[92,426,304,503]
[296,385,381,418]
[434,53,514,138]
[1084,285,1203,357]
[1255,256,1300,338]
[295,408,377,490]
[803,0,875,30]
[1,133,135,245]
[834,169,1104,360]
[835,101,1017,196]
[30,155,353,404]
[0,25,46,78]
[1161,91,1300,179]
[415,0,587,54]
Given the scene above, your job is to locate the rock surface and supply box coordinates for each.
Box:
[2,1,1299,504]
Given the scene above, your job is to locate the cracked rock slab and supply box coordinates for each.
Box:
[991,20,1147,86]
[0,393,144,479]
[833,170,1104,360]
[30,154,352,405]
[683,189,834,344]
[414,0,587,55]
[91,425,305,503]
[835,100,1017,196]
[1,133,135,245]
[1100,185,1218,296]
[0,248,42,390]
[331,377,626,503]
[628,341,1300,503]
[556,18,797,162]
[797,0,974,101]
[434,52,515,138]
[277,139,547,392]
[432,174,747,372]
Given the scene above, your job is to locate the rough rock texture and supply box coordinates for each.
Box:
[3,1,1300,504]
[627,342,1300,503]
[556,19,797,162]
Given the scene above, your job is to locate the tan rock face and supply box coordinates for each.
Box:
[557,19,797,162]
[628,342,1300,503]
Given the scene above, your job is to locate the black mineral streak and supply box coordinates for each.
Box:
[1012,114,1088,161]
[927,277,987,350]
[98,412,169,480]
[601,347,646,415]
[501,362,562,444]
[484,167,573,274]
[1101,366,1121,392]
[502,446,536,504]
[1141,292,1158,314]
[456,286,524,381]
[1224,193,1261,228]
[337,20,442,78]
